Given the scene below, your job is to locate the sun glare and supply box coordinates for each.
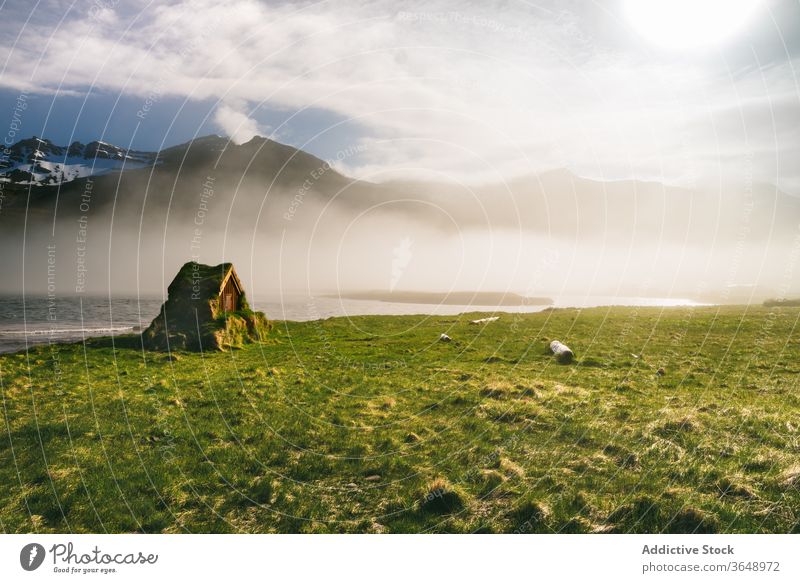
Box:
[624,0,762,49]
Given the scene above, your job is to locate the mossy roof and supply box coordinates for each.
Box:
[167,261,242,302]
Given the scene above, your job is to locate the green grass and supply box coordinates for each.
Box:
[1,305,799,533]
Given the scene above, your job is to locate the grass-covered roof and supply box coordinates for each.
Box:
[167,261,241,302]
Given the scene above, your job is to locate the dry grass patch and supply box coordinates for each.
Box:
[780,466,800,489]
[509,498,551,532]
[480,380,515,399]
[653,413,699,436]
[666,506,719,534]
[715,477,756,499]
[498,457,525,479]
[476,469,507,495]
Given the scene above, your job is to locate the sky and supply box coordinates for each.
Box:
[0,0,798,190]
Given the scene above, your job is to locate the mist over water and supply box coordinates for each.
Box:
[3,159,798,306]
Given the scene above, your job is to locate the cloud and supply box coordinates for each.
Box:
[213,103,265,144]
[0,0,797,190]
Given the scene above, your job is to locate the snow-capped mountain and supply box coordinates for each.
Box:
[0,136,158,185]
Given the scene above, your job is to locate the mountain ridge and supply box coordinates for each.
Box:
[0,136,159,185]
[0,134,346,188]
[1,133,796,250]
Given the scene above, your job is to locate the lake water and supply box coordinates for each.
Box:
[0,293,707,354]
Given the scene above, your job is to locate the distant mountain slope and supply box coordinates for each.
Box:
[0,134,365,221]
[0,136,157,185]
[1,133,796,247]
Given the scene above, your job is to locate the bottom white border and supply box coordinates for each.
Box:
[1,534,797,582]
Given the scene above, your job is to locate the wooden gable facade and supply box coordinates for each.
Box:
[218,265,244,314]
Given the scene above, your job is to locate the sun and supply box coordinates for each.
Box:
[623,0,762,49]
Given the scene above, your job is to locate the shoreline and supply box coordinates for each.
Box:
[0,303,747,355]
[325,291,554,306]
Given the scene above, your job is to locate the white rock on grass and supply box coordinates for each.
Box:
[549,340,574,364]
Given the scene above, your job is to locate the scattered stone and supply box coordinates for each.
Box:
[656,367,666,376]
[364,475,382,482]
[439,333,452,342]
[549,340,574,364]
[469,316,499,325]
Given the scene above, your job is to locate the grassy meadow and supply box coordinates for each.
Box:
[1,305,799,533]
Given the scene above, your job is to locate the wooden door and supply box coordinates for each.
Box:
[224,293,234,312]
